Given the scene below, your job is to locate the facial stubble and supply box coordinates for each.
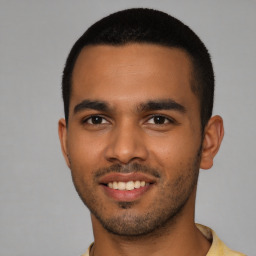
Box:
[71,148,201,237]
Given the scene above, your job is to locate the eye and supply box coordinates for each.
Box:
[147,115,174,125]
[83,115,109,125]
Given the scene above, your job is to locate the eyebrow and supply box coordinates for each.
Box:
[138,99,186,113]
[73,98,186,115]
[73,99,110,114]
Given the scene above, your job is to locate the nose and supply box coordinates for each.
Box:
[104,122,148,164]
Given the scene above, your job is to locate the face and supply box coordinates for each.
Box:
[59,44,204,236]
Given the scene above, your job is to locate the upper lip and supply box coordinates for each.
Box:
[98,172,157,184]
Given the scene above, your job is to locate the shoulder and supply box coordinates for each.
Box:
[81,243,93,256]
[196,224,246,256]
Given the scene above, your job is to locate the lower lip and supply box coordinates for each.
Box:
[101,184,152,202]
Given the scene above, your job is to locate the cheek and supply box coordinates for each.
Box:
[67,131,105,175]
[147,131,201,172]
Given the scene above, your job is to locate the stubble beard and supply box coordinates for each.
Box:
[71,150,201,238]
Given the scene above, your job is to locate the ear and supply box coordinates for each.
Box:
[58,118,71,168]
[200,115,224,170]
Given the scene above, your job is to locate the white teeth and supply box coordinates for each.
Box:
[126,181,135,190]
[118,182,126,190]
[134,180,141,188]
[107,180,149,190]
[113,181,118,189]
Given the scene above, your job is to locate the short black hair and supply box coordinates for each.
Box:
[62,8,214,129]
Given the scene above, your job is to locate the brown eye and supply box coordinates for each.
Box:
[148,115,172,125]
[85,115,108,125]
[154,116,166,124]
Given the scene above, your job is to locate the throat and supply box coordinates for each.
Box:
[91,213,210,256]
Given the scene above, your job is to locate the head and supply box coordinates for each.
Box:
[59,8,223,237]
[62,8,214,131]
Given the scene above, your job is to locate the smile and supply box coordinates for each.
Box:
[108,181,150,191]
[98,173,156,201]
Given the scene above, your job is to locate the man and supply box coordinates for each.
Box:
[58,8,245,256]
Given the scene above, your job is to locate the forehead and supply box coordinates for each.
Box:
[71,43,198,110]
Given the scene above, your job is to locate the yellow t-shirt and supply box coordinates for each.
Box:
[81,224,246,256]
[196,224,246,256]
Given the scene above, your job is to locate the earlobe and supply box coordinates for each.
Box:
[200,115,224,170]
[58,118,71,168]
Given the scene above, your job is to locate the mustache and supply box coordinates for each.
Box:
[94,163,161,179]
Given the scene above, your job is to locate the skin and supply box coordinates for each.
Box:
[59,44,224,256]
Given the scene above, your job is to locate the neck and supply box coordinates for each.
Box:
[90,189,210,256]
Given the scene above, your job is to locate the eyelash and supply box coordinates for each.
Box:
[82,114,176,126]
[82,115,109,125]
[147,115,176,125]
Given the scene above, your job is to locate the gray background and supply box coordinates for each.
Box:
[1,1,255,255]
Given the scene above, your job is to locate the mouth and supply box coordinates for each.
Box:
[99,173,156,202]
[107,180,150,190]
